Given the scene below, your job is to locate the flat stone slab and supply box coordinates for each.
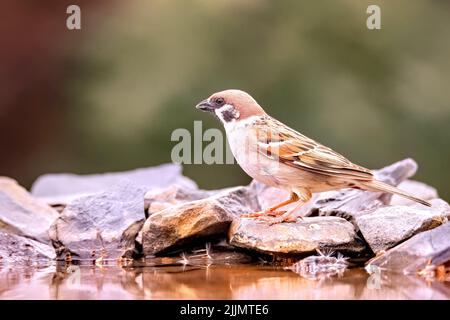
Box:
[142,186,259,255]
[367,221,450,274]
[228,216,366,255]
[356,199,450,253]
[31,163,196,206]
[0,177,58,243]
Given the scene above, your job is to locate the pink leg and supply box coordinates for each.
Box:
[256,189,312,225]
[241,193,299,218]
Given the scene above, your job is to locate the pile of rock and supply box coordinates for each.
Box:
[1,159,449,275]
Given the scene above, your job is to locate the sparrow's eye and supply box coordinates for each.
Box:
[215,97,225,106]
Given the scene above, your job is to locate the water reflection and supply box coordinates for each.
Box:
[0,263,449,299]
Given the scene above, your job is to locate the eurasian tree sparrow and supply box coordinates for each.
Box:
[196,89,431,224]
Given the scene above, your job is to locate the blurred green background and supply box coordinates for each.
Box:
[1,0,449,199]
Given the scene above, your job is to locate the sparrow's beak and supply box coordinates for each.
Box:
[195,99,214,112]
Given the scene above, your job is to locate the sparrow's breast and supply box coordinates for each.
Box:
[226,125,287,188]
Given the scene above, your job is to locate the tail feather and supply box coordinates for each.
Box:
[362,180,432,207]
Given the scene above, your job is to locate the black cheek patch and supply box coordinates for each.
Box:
[221,109,237,122]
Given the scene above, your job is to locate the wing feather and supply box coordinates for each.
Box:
[255,117,373,180]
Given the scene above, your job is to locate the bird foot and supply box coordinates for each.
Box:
[256,214,300,225]
[241,209,286,218]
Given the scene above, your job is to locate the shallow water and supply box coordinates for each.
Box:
[1,263,449,300]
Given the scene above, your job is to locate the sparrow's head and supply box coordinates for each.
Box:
[195,89,265,123]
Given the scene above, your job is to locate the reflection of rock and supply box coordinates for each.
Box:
[0,266,55,299]
[142,187,259,256]
[0,232,55,265]
[138,266,233,299]
[305,159,418,222]
[231,268,363,300]
[2,264,449,300]
[395,276,450,299]
[49,181,146,260]
[49,265,138,299]
[367,222,450,273]
[31,163,196,207]
[287,251,348,280]
[360,271,450,300]
[356,199,450,253]
[229,217,365,255]
[390,180,438,206]
[0,177,58,243]
[132,265,370,300]
[141,245,253,267]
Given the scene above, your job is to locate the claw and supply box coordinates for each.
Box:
[254,214,299,225]
[241,211,264,218]
[268,215,298,225]
[241,210,286,218]
[266,210,287,217]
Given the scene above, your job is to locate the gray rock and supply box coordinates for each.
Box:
[31,163,196,206]
[49,180,146,260]
[305,158,418,222]
[0,177,59,243]
[142,186,259,255]
[390,180,438,206]
[357,199,450,253]
[228,216,365,255]
[0,232,55,265]
[367,221,450,274]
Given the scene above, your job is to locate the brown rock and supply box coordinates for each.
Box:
[228,216,365,255]
[142,186,259,255]
[0,177,58,243]
[144,185,212,217]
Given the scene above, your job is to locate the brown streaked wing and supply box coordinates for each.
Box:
[255,116,373,180]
